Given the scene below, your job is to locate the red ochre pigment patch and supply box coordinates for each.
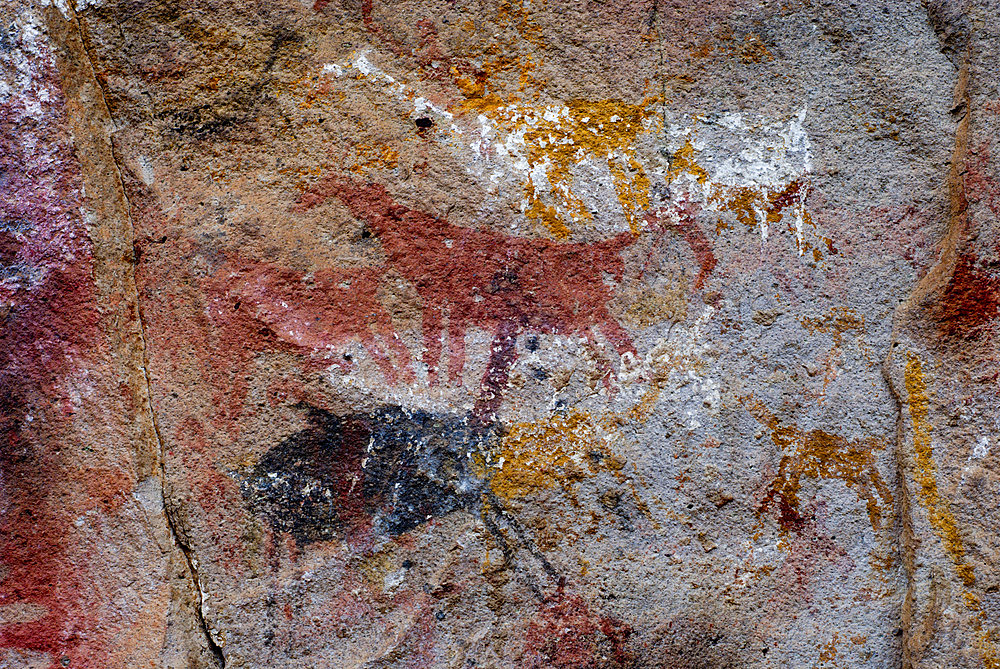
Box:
[197,254,414,423]
[0,32,110,665]
[644,199,717,290]
[0,419,75,665]
[938,252,1000,337]
[297,177,636,418]
[0,272,104,667]
[523,593,633,668]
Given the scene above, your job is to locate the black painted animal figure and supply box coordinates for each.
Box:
[243,405,559,596]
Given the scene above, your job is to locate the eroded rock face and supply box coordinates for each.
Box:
[2,0,999,666]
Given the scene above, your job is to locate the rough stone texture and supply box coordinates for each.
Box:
[1,0,998,667]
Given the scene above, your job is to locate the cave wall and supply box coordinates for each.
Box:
[2,0,999,666]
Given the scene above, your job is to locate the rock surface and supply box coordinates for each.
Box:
[1,0,998,666]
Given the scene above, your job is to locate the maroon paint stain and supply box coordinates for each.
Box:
[760,504,853,642]
[0,32,111,668]
[296,177,636,419]
[199,254,413,421]
[938,252,1000,338]
[965,141,1000,222]
[523,593,634,668]
[758,485,806,534]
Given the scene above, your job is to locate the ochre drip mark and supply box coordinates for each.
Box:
[904,355,1000,667]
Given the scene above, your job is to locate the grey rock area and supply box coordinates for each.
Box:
[1,0,998,666]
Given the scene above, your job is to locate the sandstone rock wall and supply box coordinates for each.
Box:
[1,0,998,667]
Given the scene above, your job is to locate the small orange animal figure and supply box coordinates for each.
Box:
[201,255,413,420]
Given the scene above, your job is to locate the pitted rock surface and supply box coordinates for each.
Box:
[2,1,999,667]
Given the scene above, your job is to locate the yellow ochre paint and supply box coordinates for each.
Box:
[904,355,973,584]
[904,354,1000,668]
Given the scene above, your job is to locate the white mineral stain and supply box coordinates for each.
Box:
[343,53,454,121]
[709,105,812,187]
[327,55,817,251]
[973,436,990,459]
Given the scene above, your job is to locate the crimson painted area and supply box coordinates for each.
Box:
[939,252,1000,337]
[523,592,633,668]
[0,32,107,668]
[298,178,636,413]
[644,198,717,290]
[200,255,414,421]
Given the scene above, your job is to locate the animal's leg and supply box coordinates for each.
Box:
[375,306,415,383]
[474,321,519,423]
[422,306,444,386]
[359,329,398,385]
[448,324,466,386]
[480,492,560,601]
[598,315,637,358]
[583,335,616,392]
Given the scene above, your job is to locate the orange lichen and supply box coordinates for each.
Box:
[334,7,663,238]
[456,57,659,237]
[347,142,399,175]
[496,0,545,48]
[710,179,815,254]
[487,389,674,533]
[817,633,839,664]
[515,98,659,235]
[608,155,652,233]
[289,74,347,109]
[712,27,775,63]
[665,140,709,184]
[743,398,891,533]
[488,409,619,500]
[711,185,760,229]
[737,34,774,63]
[524,185,572,239]
[453,51,544,116]
[904,355,1000,667]
[801,307,864,346]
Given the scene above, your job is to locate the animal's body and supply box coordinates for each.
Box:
[298,178,636,418]
[202,255,413,419]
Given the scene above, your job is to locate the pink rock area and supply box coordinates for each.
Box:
[3,0,1000,667]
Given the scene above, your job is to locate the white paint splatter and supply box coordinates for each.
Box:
[325,55,816,251]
